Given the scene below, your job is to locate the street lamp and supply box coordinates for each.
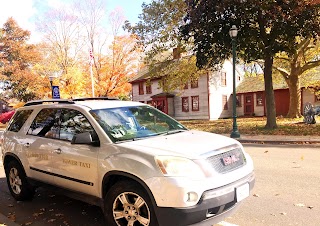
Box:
[229,25,240,138]
[49,76,54,98]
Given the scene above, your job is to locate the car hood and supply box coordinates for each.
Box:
[116,130,241,159]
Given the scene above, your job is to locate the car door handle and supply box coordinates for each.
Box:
[24,143,30,148]
[53,148,62,154]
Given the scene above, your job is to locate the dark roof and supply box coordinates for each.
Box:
[236,76,287,93]
[151,92,175,98]
[237,72,320,94]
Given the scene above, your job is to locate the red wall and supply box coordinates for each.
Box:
[274,89,290,116]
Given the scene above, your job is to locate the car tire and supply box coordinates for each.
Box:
[5,161,35,201]
[104,180,158,226]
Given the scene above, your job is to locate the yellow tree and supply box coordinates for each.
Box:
[273,38,320,117]
[95,34,141,98]
[0,17,43,101]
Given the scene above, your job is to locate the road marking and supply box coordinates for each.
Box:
[217,221,239,226]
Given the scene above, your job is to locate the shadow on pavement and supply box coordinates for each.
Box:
[0,177,105,226]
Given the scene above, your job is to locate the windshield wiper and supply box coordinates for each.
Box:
[166,129,187,135]
[156,129,187,136]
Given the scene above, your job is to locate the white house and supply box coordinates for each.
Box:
[130,59,243,120]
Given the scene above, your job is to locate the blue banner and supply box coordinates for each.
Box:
[52,86,60,99]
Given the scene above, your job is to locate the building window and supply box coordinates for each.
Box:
[256,92,263,106]
[191,96,199,111]
[183,82,188,89]
[139,82,144,95]
[236,94,242,107]
[146,83,152,94]
[221,72,227,86]
[191,79,199,88]
[182,97,189,112]
[222,95,228,110]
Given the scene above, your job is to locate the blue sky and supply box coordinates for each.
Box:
[0,0,151,42]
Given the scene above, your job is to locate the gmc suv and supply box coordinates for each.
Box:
[1,98,255,226]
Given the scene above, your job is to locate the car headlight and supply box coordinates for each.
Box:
[155,156,206,179]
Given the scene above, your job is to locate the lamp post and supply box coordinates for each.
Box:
[49,76,54,98]
[229,25,240,138]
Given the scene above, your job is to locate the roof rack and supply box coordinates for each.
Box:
[72,97,119,101]
[24,99,75,106]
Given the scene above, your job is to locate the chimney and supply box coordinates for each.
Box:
[173,47,181,59]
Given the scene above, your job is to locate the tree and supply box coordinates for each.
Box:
[96,34,141,97]
[182,0,320,129]
[125,0,205,91]
[273,38,320,118]
[0,17,42,101]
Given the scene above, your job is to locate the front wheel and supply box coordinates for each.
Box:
[5,161,35,201]
[104,181,158,226]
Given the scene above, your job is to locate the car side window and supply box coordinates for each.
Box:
[7,110,33,132]
[27,109,59,137]
[60,109,95,141]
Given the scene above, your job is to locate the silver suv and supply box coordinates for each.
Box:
[1,98,255,226]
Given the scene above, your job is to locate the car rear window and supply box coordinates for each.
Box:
[7,110,33,132]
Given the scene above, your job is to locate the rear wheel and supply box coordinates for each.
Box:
[5,161,35,201]
[104,181,158,226]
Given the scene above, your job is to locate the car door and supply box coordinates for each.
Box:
[49,108,99,197]
[25,108,59,184]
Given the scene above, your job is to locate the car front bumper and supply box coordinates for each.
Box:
[153,172,255,226]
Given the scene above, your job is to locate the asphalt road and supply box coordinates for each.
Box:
[223,143,320,226]
[0,143,319,226]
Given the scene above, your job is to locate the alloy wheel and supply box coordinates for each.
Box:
[113,192,151,226]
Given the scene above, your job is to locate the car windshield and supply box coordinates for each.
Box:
[90,105,187,142]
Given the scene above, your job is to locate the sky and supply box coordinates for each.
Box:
[0,0,151,43]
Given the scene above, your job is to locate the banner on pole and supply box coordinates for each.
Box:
[52,86,60,99]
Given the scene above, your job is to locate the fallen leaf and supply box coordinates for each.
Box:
[270,213,276,216]
[40,208,46,212]
[264,150,269,153]
[280,212,287,215]
[294,203,305,207]
[49,209,54,212]
[301,155,304,160]
[49,195,55,198]
[55,213,64,217]
[24,222,32,225]
[8,204,13,207]
[275,194,280,196]
[7,213,16,221]
[47,219,56,223]
[292,165,301,168]
[253,194,260,197]
[307,206,314,209]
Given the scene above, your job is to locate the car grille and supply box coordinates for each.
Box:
[206,147,245,173]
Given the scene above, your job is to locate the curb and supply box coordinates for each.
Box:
[237,139,320,145]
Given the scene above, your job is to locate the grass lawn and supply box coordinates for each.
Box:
[179,116,320,136]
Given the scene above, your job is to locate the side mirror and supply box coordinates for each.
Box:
[71,132,100,146]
